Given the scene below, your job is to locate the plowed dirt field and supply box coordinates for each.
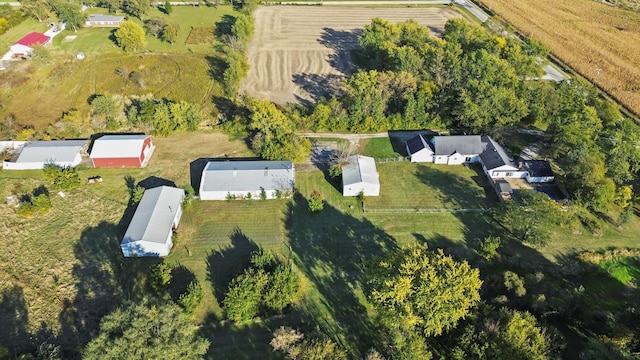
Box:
[241,6,461,104]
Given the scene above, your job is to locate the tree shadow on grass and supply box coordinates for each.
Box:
[58,203,161,357]
[205,227,260,307]
[168,264,197,302]
[285,193,398,356]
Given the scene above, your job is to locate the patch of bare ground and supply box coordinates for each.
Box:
[241,6,462,104]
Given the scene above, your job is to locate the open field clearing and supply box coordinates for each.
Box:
[241,6,462,104]
[0,52,222,129]
[481,0,640,117]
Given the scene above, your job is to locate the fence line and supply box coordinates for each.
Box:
[363,206,485,214]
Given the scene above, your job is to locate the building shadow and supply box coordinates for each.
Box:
[137,175,176,190]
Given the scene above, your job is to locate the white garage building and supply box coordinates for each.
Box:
[199,160,295,200]
[121,186,184,257]
[2,140,87,170]
[342,155,380,196]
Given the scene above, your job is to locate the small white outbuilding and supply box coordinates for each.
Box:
[2,140,87,170]
[342,155,380,197]
[121,186,184,257]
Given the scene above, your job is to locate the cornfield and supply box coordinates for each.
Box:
[482,0,640,117]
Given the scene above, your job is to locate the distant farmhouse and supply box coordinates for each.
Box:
[342,155,380,196]
[405,133,557,200]
[90,134,154,168]
[10,32,51,57]
[199,160,295,200]
[121,186,184,257]
[2,140,87,170]
[85,14,125,27]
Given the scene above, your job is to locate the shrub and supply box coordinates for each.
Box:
[131,186,145,204]
[308,189,324,212]
[178,280,204,315]
[223,268,269,322]
[43,164,81,190]
[260,187,267,200]
[329,164,342,178]
[148,262,172,293]
[16,189,51,218]
[477,236,502,260]
[226,192,237,201]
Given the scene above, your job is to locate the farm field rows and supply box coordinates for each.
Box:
[481,0,640,117]
[241,6,462,104]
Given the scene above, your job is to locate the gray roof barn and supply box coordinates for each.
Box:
[122,186,184,251]
[200,160,294,195]
[15,140,87,164]
[431,135,483,156]
[343,155,379,188]
[479,136,516,170]
[87,14,125,22]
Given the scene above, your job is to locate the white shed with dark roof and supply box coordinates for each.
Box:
[199,160,294,200]
[342,155,380,196]
[479,136,527,179]
[121,186,184,257]
[2,140,87,170]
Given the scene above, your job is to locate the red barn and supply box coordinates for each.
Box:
[90,135,154,168]
[10,32,51,57]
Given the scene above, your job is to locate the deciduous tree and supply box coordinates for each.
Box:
[84,301,209,359]
[115,20,146,52]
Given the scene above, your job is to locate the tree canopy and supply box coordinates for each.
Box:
[115,20,146,52]
[366,244,482,337]
[83,301,209,359]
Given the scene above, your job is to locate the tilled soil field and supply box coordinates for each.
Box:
[241,6,461,104]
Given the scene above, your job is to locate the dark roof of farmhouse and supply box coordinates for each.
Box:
[479,136,515,170]
[522,160,554,177]
[406,134,430,155]
[432,135,483,156]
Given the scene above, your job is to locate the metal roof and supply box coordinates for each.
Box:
[495,180,513,193]
[122,186,184,245]
[342,155,379,186]
[90,135,150,159]
[14,32,50,46]
[15,140,87,164]
[522,160,554,177]
[406,134,432,155]
[87,14,124,22]
[432,135,483,156]
[479,136,516,170]
[200,160,294,193]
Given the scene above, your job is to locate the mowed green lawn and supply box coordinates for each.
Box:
[367,162,496,210]
[53,6,237,54]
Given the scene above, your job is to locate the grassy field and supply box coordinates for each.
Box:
[53,6,237,54]
[0,131,253,355]
[366,162,495,210]
[479,0,640,117]
[2,131,640,357]
[360,137,403,159]
[0,6,236,129]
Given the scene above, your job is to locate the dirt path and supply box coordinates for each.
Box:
[241,6,462,104]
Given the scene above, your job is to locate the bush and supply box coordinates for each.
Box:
[329,164,342,178]
[131,186,145,204]
[42,164,81,190]
[16,189,51,218]
[308,189,324,212]
[178,280,204,315]
[477,236,502,260]
[148,262,172,293]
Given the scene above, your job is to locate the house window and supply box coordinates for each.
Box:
[465,157,471,162]
[505,172,514,177]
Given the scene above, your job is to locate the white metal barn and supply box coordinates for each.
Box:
[121,186,184,257]
[199,160,295,200]
[406,134,434,162]
[2,140,87,170]
[342,155,380,196]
